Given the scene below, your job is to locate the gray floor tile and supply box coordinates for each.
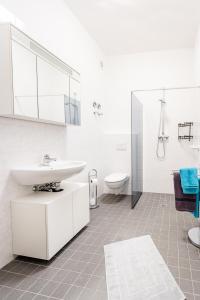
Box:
[6,289,24,300]
[62,271,80,285]
[193,281,200,295]
[169,266,179,278]
[86,276,102,290]
[190,260,200,271]
[97,277,107,291]
[18,276,37,290]
[39,281,60,296]
[51,269,68,282]
[32,295,48,300]
[28,279,48,293]
[93,290,108,300]
[64,286,83,300]
[64,260,87,273]
[184,293,194,300]
[1,273,25,288]
[31,267,55,280]
[0,286,13,299]
[191,270,200,282]
[180,268,192,280]
[50,283,71,299]
[2,261,21,272]
[20,264,39,276]
[78,288,96,300]
[179,258,190,269]
[74,274,90,287]
[20,292,36,300]
[48,258,65,269]
[59,250,74,260]
[92,264,105,277]
[1,193,200,299]
[80,263,97,275]
[180,279,193,293]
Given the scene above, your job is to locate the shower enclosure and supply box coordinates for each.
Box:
[131,93,143,208]
[131,86,200,199]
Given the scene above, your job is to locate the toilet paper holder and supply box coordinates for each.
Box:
[88,169,99,209]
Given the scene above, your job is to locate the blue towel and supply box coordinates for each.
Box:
[180,168,199,194]
[193,191,199,218]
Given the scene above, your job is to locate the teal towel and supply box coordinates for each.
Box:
[180,168,199,194]
[193,191,200,218]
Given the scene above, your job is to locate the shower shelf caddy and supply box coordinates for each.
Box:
[178,122,193,141]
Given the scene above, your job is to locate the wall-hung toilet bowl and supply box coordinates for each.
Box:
[104,173,129,194]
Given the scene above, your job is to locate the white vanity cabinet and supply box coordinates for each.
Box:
[11,182,89,260]
[0,24,81,126]
[73,185,90,235]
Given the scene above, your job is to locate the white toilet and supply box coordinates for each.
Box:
[104,173,129,195]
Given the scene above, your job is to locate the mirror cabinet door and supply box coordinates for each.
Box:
[37,57,69,123]
[12,41,38,118]
[68,78,81,125]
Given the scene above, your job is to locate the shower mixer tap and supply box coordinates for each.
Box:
[156,92,169,160]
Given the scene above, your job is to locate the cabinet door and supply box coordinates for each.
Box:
[12,202,47,259]
[66,77,81,125]
[73,184,90,235]
[47,194,73,259]
[37,57,69,123]
[12,41,38,118]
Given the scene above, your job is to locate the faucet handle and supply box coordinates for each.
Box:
[42,154,57,166]
[44,154,56,160]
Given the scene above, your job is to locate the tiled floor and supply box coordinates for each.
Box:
[0,193,200,300]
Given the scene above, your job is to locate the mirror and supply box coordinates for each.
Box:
[12,41,38,118]
[37,57,69,123]
[11,35,81,125]
[65,78,81,125]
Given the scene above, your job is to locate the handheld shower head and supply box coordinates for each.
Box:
[159,99,166,104]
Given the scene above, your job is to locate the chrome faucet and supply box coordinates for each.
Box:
[42,154,57,166]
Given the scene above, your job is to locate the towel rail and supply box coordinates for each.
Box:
[171,170,181,175]
[171,169,200,176]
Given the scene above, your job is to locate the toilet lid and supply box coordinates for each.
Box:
[105,173,128,183]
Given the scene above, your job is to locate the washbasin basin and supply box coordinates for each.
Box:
[12,160,87,185]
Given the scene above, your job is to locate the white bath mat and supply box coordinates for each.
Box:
[104,235,185,300]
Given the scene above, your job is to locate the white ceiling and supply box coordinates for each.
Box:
[65,0,200,55]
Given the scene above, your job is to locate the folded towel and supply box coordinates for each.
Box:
[193,192,200,218]
[175,198,196,212]
[173,173,196,212]
[180,168,199,194]
[173,173,196,200]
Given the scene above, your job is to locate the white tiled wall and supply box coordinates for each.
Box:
[0,0,105,268]
[0,118,67,267]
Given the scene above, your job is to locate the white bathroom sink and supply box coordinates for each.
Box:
[12,160,87,185]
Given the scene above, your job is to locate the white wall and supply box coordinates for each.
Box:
[0,0,105,268]
[104,49,197,194]
[195,25,200,84]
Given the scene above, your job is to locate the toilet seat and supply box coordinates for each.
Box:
[104,173,128,183]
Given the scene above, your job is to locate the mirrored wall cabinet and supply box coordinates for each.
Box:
[0,24,81,126]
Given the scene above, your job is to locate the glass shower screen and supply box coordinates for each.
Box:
[131,92,143,208]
